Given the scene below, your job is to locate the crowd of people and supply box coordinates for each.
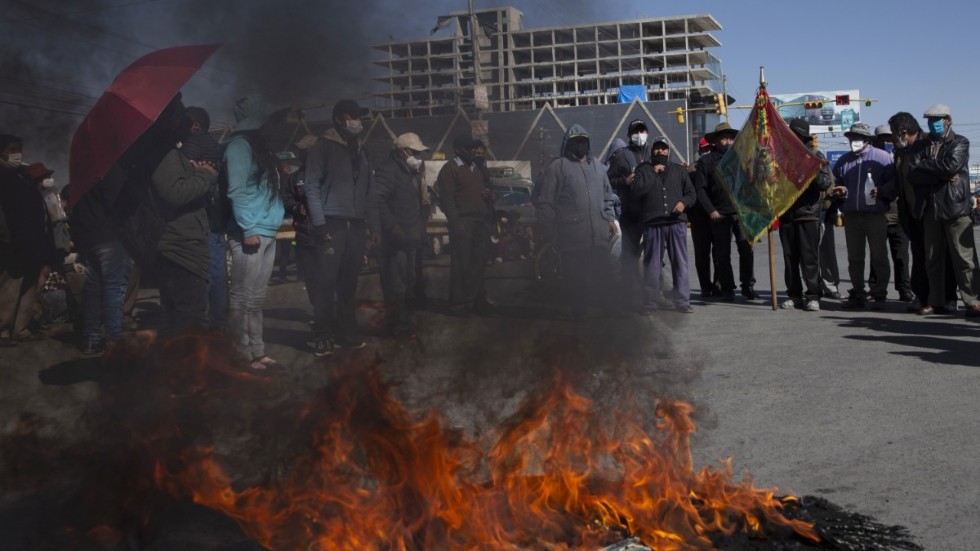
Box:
[1,97,977,366]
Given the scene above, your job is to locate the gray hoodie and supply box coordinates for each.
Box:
[534,124,616,252]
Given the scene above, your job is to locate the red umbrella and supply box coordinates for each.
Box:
[69,44,221,205]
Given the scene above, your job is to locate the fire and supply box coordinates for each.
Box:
[138,334,818,550]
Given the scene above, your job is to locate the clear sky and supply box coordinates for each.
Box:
[4,0,980,172]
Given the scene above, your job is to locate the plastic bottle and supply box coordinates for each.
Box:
[864,172,876,206]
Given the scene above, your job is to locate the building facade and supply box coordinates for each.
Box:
[372,6,725,118]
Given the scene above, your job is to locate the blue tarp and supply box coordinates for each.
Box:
[618,85,647,104]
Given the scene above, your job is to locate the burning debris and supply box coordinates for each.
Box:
[0,331,922,550]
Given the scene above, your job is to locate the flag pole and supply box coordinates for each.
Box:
[759,66,778,311]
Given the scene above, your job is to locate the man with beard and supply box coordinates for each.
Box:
[908,104,980,316]
[777,119,831,311]
[606,119,651,304]
[829,122,896,309]
[534,124,618,317]
[435,136,494,316]
[627,136,696,313]
[888,111,957,313]
[372,133,430,337]
[695,122,757,302]
[304,99,378,354]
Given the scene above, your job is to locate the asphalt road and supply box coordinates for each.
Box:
[1,225,978,550]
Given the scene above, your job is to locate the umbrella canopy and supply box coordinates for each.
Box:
[69,44,220,205]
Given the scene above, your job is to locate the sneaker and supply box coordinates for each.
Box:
[780,298,798,310]
[899,292,916,304]
[741,287,760,300]
[841,297,866,310]
[80,338,104,356]
[804,300,820,312]
[334,335,367,349]
[869,298,887,310]
[675,304,694,313]
[313,337,334,357]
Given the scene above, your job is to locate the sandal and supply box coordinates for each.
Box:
[251,355,284,371]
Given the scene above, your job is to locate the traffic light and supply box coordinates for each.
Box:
[804,100,824,110]
[835,94,850,106]
[714,92,727,116]
[865,99,872,107]
[675,107,685,124]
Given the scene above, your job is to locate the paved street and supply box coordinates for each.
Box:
[1,226,978,549]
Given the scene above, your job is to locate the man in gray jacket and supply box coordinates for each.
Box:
[303,99,378,354]
[535,124,618,316]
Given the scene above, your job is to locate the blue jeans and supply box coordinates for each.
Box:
[82,241,133,341]
[228,235,276,359]
[206,231,228,329]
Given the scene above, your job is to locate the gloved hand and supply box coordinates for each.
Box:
[313,224,331,242]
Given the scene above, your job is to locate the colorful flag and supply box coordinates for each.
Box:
[715,88,826,244]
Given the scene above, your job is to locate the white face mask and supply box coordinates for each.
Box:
[630,133,648,147]
[405,155,423,172]
[42,177,55,188]
[849,139,866,153]
[5,153,23,166]
[345,119,363,135]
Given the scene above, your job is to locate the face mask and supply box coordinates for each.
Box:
[472,155,486,167]
[457,150,473,164]
[405,155,423,171]
[849,140,865,153]
[895,138,908,150]
[42,177,55,188]
[714,144,729,155]
[568,140,590,160]
[345,119,363,134]
[630,133,648,147]
[652,154,669,166]
[929,119,945,137]
[5,153,23,166]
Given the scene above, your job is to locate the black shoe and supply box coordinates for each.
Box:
[841,297,866,310]
[80,338,104,356]
[899,292,916,303]
[869,297,887,310]
[741,287,760,300]
[313,337,334,357]
[334,335,367,349]
[719,291,736,302]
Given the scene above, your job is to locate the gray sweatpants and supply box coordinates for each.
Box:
[228,235,277,359]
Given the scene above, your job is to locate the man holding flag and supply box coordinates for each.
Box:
[695,122,757,302]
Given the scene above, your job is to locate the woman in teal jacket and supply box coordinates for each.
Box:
[224,94,284,370]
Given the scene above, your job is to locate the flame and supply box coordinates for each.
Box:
[136,336,819,551]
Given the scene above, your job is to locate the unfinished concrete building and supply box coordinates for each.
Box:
[372,6,724,117]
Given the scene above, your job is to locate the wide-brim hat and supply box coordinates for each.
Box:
[788,118,810,140]
[844,122,874,139]
[705,122,738,143]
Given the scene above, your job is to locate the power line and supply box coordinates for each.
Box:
[0,98,87,117]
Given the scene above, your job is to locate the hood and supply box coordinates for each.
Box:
[233,94,275,132]
[561,124,591,160]
[607,137,628,164]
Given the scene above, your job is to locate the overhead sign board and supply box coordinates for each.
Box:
[770,89,861,134]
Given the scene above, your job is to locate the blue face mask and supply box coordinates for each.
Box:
[929,119,946,137]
